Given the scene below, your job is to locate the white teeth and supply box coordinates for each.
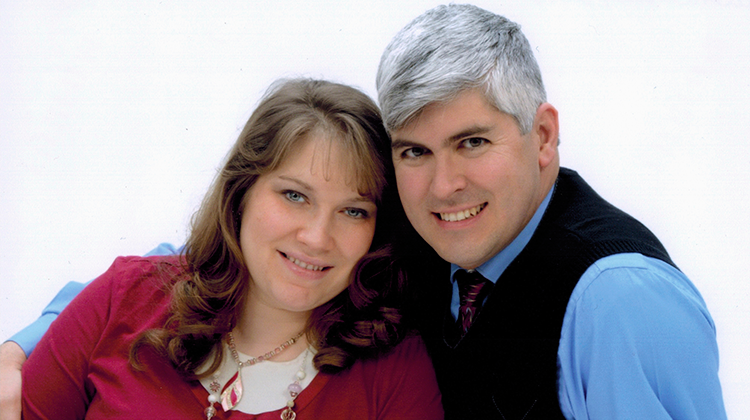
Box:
[286,254,325,271]
[439,204,485,222]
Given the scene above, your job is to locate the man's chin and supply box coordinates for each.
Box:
[432,244,487,269]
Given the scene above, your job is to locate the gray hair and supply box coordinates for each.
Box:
[376,4,546,134]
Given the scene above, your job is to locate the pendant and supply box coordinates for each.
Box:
[220,370,243,411]
[281,407,297,420]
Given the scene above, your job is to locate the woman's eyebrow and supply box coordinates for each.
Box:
[278,175,375,204]
[278,175,312,191]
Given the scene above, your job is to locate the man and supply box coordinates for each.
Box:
[1,4,727,419]
[375,4,725,419]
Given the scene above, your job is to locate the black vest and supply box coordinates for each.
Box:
[412,168,675,419]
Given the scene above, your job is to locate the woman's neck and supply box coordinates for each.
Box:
[232,299,310,362]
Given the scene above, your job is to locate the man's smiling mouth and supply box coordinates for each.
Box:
[437,203,487,222]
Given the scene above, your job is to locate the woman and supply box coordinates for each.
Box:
[21,79,443,419]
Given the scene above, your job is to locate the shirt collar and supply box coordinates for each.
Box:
[451,185,555,284]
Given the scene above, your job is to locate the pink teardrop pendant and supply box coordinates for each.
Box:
[220,370,243,411]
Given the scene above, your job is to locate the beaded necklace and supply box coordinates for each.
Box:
[204,331,306,419]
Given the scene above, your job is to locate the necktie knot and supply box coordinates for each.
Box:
[455,269,492,335]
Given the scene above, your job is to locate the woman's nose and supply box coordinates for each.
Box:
[296,213,335,251]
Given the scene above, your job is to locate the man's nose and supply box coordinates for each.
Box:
[429,153,468,199]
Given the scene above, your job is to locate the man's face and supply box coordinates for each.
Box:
[391,89,552,269]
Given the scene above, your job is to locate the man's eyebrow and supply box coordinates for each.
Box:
[391,125,493,150]
[391,138,422,150]
[445,125,492,145]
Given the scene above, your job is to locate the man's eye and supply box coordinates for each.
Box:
[403,147,427,159]
[284,191,305,203]
[462,138,487,149]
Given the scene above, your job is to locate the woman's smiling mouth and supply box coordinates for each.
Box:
[282,252,329,272]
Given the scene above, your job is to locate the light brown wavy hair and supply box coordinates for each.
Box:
[130,78,412,378]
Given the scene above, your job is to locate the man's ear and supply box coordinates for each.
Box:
[533,103,559,169]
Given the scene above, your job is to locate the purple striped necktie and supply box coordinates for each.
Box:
[455,269,492,335]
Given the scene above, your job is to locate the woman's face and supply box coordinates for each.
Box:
[239,133,378,317]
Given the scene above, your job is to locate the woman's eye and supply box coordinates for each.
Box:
[344,208,368,219]
[284,191,305,203]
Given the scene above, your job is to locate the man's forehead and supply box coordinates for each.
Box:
[389,92,507,148]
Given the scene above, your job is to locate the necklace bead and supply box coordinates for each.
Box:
[288,382,303,395]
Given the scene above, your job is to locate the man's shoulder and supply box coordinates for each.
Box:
[558,253,725,419]
[567,253,708,322]
[553,168,647,232]
[543,168,673,266]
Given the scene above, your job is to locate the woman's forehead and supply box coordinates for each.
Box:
[271,135,383,201]
[284,132,383,199]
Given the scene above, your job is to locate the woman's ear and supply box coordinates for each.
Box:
[533,103,559,169]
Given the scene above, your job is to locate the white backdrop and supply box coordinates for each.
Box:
[1,1,748,417]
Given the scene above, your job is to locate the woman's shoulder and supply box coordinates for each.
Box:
[382,333,431,360]
[87,255,186,309]
[106,254,183,272]
[324,334,442,418]
[351,333,433,378]
[103,253,183,283]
